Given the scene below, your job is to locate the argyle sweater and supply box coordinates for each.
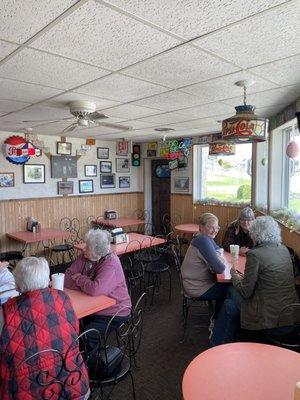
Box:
[0,288,89,400]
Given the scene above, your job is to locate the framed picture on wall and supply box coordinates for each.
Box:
[119,176,130,188]
[57,141,72,155]
[116,158,130,173]
[97,147,109,159]
[84,165,97,177]
[79,179,94,193]
[0,172,14,187]
[100,161,112,173]
[57,181,74,195]
[23,164,45,184]
[51,156,78,178]
[100,174,115,188]
[174,177,189,192]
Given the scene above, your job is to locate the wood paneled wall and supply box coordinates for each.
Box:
[0,193,144,252]
[171,194,300,255]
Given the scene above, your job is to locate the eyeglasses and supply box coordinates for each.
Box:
[206,225,220,232]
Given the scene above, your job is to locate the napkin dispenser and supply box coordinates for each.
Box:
[111,228,128,244]
[26,217,39,232]
[104,210,118,220]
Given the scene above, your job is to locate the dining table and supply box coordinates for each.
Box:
[74,232,165,256]
[217,251,246,283]
[64,288,116,319]
[6,228,69,256]
[174,223,199,234]
[182,342,300,400]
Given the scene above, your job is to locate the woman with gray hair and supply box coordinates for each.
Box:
[0,257,89,399]
[211,216,298,345]
[64,229,131,336]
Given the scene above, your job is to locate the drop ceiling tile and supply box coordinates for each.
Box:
[123,45,239,88]
[76,73,168,102]
[0,48,110,89]
[222,86,300,108]
[31,1,179,70]
[0,78,62,103]
[42,92,121,110]
[132,90,211,112]
[0,105,71,125]
[255,103,293,118]
[0,0,78,43]
[193,2,300,68]
[109,0,288,39]
[168,117,219,129]
[0,99,30,113]
[0,40,18,61]
[177,102,233,119]
[104,104,159,120]
[249,54,300,86]
[181,71,278,101]
[120,120,159,129]
[137,112,194,125]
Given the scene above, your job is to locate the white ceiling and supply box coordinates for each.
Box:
[0,0,299,142]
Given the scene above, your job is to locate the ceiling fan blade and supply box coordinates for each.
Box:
[23,117,73,123]
[86,112,108,121]
[62,123,78,133]
[97,122,132,131]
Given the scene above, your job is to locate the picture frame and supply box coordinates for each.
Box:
[79,179,94,193]
[119,176,130,189]
[57,181,74,195]
[100,174,115,188]
[84,165,97,177]
[23,164,45,184]
[57,141,72,155]
[51,156,78,179]
[116,140,129,156]
[0,172,14,187]
[174,176,189,192]
[100,161,112,173]
[116,158,130,173]
[97,147,109,159]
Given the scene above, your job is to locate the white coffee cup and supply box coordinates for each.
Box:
[51,273,65,290]
[217,248,224,257]
[230,244,239,258]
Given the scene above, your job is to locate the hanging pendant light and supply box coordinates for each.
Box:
[222,80,268,143]
[209,140,235,156]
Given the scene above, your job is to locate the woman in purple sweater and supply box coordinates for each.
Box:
[64,229,131,337]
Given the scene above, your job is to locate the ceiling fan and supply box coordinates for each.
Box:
[23,101,132,133]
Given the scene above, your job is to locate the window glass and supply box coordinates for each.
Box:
[287,124,300,212]
[195,143,252,204]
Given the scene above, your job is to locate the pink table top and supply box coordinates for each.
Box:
[216,251,246,283]
[175,224,199,234]
[6,228,69,244]
[182,343,300,400]
[64,288,116,319]
[74,232,165,255]
[93,218,145,228]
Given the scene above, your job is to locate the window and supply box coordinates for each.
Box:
[270,118,299,213]
[194,143,252,204]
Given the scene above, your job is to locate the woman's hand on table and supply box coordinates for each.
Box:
[239,246,249,256]
[71,273,82,281]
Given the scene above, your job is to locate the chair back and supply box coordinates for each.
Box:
[11,347,89,400]
[59,217,82,245]
[129,292,146,364]
[121,255,144,296]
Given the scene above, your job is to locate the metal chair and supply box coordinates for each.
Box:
[49,217,82,266]
[121,255,145,297]
[0,251,23,269]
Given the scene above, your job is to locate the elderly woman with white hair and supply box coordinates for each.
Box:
[0,257,89,400]
[64,229,131,335]
[211,216,298,345]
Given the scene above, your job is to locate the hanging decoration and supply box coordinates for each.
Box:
[3,135,41,165]
[159,138,192,170]
[222,80,268,143]
[286,140,299,159]
[209,141,235,156]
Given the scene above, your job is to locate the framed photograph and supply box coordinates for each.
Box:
[116,158,130,173]
[116,140,129,156]
[119,176,130,188]
[100,161,112,173]
[23,164,45,184]
[174,177,189,192]
[57,141,72,155]
[51,156,77,179]
[0,173,14,187]
[100,174,115,188]
[97,147,109,159]
[79,179,94,193]
[57,181,74,195]
[84,165,97,177]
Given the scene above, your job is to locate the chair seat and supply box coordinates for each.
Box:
[0,251,23,261]
[51,243,73,252]
[89,352,131,387]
